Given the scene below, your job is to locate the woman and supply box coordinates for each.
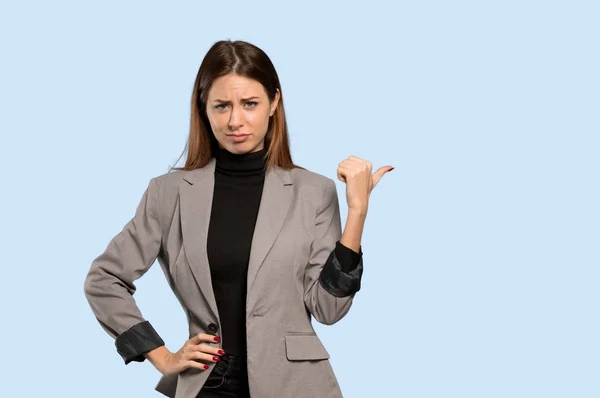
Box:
[84,40,393,398]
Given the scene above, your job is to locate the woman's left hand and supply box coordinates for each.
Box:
[337,155,394,214]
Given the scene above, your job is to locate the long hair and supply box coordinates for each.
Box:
[170,40,305,173]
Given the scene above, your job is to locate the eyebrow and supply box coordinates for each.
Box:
[213,96,260,103]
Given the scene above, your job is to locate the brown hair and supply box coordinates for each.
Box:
[170,40,305,173]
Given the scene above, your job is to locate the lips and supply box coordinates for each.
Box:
[227,134,250,142]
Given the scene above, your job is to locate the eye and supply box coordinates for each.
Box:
[245,101,258,108]
[215,104,228,110]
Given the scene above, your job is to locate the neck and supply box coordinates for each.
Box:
[214,146,267,176]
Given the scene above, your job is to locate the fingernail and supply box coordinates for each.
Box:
[218,350,225,355]
[203,365,209,370]
[389,166,395,171]
[214,336,221,342]
[213,356,220,361]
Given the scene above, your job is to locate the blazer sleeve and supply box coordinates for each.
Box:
[303,178,364,325]
[84,177,165,364]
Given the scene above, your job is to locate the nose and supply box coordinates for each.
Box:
[228,105,243,131]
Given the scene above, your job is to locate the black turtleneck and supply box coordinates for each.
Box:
[206,146,268,356]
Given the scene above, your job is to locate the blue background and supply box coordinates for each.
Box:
[1,1,598,397]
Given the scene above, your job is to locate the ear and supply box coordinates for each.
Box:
[270,88,281,116]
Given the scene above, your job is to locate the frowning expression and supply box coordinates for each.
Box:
[206,74,280,154]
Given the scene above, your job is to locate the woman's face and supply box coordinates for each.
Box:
[206,74,280,154]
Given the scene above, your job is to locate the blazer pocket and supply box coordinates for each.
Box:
[284,333,330,361]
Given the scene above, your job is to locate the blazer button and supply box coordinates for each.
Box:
[207,323,219,333]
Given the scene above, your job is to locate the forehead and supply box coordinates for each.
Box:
[208,74,266,98]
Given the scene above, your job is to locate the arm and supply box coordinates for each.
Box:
[303,178,365,325]
[83,177,166,365]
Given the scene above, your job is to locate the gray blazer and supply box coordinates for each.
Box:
[84,157,364,398]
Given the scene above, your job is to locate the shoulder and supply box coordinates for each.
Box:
[144,168,191,206]
[290,166,334,188]
[150,168,188,188]
[288,166,337,208]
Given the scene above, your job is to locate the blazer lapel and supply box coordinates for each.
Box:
[246,165,293,295]
[178,157,294,319]
[179,158,219,319]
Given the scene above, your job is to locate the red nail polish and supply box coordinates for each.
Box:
[213,356,220,361]
[203,365,209,370]
[218,350,225,355]
[389,167,395,171]
[214,336,221,342]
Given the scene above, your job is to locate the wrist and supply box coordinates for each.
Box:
[144,345,172,374]
[348,207,368,218]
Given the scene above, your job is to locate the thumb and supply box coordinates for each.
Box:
[371,166,394,189]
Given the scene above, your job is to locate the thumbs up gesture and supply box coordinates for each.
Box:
[337,155,394,214]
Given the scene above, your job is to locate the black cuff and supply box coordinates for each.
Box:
[318,243,364,297]
[334,240,363,273]
[115,320,165,365]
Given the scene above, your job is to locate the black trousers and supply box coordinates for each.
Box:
[196,354,251,397]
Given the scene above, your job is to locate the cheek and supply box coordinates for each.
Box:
[247,109,270,127]
[208,113,228,131]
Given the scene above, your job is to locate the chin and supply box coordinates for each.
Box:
[224,143,256,154]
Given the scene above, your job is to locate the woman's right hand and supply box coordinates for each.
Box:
[160,333,225,376]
